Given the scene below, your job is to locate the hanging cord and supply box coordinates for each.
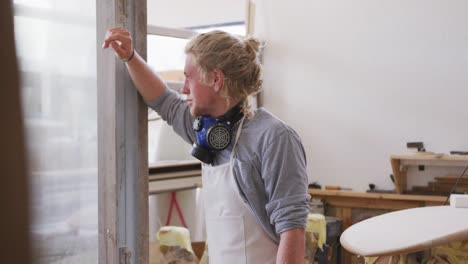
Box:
[166,192,188,228]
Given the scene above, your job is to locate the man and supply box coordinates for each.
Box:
[103,28,310,263]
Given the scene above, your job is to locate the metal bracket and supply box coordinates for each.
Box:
[119,246,132,264]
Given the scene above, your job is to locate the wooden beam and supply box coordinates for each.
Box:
[391,153,468,163]
[391,157,406,194]
[324,197,426,211]
[336,207,353,264]
[97,0,148,263]
[309,189,446,203]
[246,0,255,35]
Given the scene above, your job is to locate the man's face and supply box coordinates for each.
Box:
[182,53,216,117]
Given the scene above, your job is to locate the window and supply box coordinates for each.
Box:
[14,0,98,262]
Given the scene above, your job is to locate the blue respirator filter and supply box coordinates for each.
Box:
[191,103,244,164]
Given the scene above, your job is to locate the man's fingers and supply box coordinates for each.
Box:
[110,41,127,59]
[105,28,130,39]
[101,28,133,61]
[102,33,131,49]
[103,33,128,48]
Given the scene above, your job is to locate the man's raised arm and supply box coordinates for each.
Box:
[102,27,166,101]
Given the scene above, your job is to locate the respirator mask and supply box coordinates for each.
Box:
[191,103,244,164]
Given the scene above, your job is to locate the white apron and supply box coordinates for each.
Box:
[202,118,278,264]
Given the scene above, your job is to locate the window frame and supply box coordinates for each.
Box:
[97,0,148,263]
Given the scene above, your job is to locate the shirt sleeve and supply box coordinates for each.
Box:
[145,86,196,145]
[263,130,311,234]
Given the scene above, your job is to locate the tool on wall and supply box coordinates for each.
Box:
[324,185,352,191]
[450,151,468,155]
[407,142,426,152]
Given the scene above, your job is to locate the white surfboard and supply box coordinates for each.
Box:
[340,206,468,256]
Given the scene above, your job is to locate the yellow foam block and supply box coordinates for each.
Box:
[306,213,326,250]
[431,241,468,263]
[156,226,194,254]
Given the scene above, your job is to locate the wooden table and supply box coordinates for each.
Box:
[390,153,468,194]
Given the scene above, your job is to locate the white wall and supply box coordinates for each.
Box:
[254,1,468,191]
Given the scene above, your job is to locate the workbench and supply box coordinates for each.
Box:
[308,189,446,264]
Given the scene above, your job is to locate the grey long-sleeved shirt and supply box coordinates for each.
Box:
[146,86,310,243]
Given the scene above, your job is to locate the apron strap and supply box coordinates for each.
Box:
[230,117,246,160]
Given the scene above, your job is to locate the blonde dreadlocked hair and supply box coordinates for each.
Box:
[185,30,263,117]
